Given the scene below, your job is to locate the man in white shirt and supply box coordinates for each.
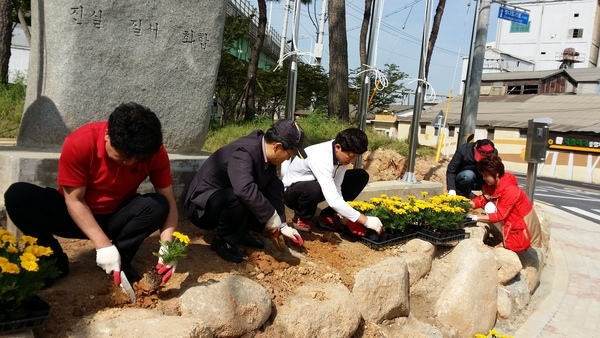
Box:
[281,128,383,235]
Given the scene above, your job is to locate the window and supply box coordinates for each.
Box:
[569,28,583,38]
[449,126,455,137]
[510,21,531,33]
[523,85,538,94]
[420,124,426,134]
[541,52,546,55]
[487,129,495,140]
[574,13,579,17]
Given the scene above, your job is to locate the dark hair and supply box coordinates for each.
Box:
[475,139,495,149]
[107,102,163,160]
[335,128,368,154]
[477,154,505,178]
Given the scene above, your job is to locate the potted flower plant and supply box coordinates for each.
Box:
[0,229,58,326]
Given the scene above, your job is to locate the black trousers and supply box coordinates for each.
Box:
[187,188,263,246]
[284,168,369,219]
[4,182,169,266]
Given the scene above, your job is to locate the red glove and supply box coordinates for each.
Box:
[156,245,176,284]
[346,219,367,237]
[156,262,175,284]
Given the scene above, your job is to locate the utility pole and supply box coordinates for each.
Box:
[401,0,433,183]
[314,0,327,66]
[457,0,492,148]
[284,0,301,119]
[354,0,382,169]
[279,0,292,69]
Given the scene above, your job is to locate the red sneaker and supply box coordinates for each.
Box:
[318,214,345,231]
[293,217,312,232]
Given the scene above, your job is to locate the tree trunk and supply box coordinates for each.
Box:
[327,0,349,121]
[425,0,446,79]
[0,0,13,84]
[359,0,373,72]
[244,0,268,121]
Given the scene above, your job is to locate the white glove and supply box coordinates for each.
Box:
[96,245,121,274]
[448,190,457,196]
[484,202,497,214]
[280,224,304,246]
[364,216,383,235]
[265,210,282,231]
[466,213,478,222]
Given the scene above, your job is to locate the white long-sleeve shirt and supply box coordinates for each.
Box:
[282,140,361,222]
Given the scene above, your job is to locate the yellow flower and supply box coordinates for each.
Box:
[24,245,53,257]
[20,235,38,246]
[1,233,16,245]
[173,232,190,245]
[0,261,20,274]
[421,191,429,197]
[20,260,39,272]
[6,244,18,253]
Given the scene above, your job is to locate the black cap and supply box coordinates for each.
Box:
[272,119,307,159]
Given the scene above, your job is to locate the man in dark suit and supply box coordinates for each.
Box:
[446,139,498,197]
[185,119,305,263]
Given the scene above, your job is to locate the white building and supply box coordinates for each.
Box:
[494,0,600,70]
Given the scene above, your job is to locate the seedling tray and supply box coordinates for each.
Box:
[417,228,470,245]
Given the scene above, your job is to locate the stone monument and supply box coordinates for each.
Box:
[18,0,227,154]
[1,0,228,227]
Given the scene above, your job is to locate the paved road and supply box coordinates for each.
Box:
[516,203,600,337]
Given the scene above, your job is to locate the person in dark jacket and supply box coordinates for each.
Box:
[185,119,305,263]
[446,139,497,197]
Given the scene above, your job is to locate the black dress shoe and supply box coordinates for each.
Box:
[210,236,243,263]
[244,233,265,249]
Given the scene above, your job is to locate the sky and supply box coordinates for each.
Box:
[247,0,503,100]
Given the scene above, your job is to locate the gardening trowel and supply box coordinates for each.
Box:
[119,271,136,303]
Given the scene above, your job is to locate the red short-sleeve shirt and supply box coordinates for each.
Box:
[58,122,173,215]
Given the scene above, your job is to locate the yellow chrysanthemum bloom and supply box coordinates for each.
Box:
[24,245,54,257]
[20,235,38,246]
[1,233,17,245]
[421,191,428,197]
[173,231,190,245]
[6,244,18,253]
[20,259,39,272]
[0,261,20,274]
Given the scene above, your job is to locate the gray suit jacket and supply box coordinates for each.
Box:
[185,130,285,224]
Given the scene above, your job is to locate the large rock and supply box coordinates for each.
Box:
[517,247,545,294]
[180,276,272,338]
[71,308,212,337]
[271,282,361,338]
[435,240,498,337]
[21,0,226,154]
[352,257,410,323]
[398,239,435,286]
[493,247,523,285]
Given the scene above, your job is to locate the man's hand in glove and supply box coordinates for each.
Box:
[448,189,457,196]
[96,245,121,285]
[156,245,176,284]
[265,211,281,232]
[364,216,383,235]
[279,224,304,246]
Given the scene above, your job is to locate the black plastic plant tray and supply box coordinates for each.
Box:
[357,231,418,250]
[462,217,478,227]
[417,228,470,245]
[0,314,49,334]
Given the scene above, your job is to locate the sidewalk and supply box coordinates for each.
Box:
[516,204,600,337]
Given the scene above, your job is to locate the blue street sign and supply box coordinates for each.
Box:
[498,6,529,25]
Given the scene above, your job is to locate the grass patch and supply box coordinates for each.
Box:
[203,112,436,158]
[0,75,26,138]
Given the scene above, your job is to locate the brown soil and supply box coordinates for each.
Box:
[33,150,451,337]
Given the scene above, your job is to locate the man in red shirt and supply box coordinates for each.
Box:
[4,102,178,286]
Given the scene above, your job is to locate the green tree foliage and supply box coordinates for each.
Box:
[349,63,409,112]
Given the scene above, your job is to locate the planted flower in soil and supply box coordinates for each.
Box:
[140,231,190,292]
[0,230,58,318]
